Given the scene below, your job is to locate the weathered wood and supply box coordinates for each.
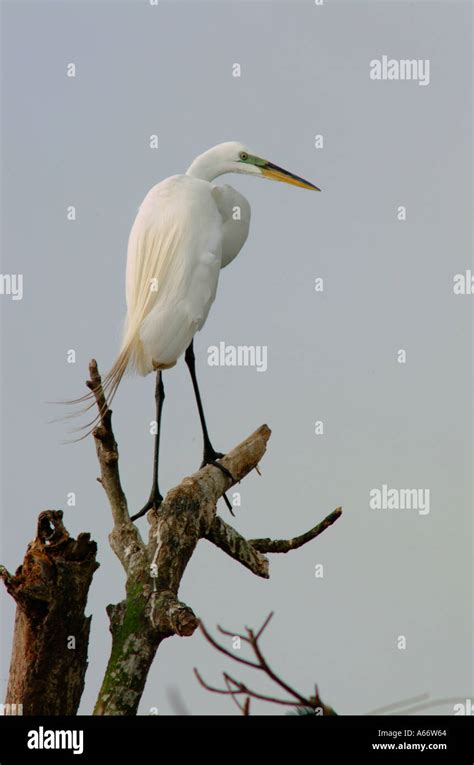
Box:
[204,516,269,577]
[90,359,271,714]
[86,358,342,715]
[1,358,342,717]
[0,510,98,715]
[249,507,343,552]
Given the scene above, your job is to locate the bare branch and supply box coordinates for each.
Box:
[204,516,269,578]
[196,615,335,715]
[221,672,305,707]
[249,507,342,553]
[198,620,261,670]
[144,425,272,596]
[216,624,251,643]
[194,667,235,695]
[85,359,340,716]
[223,675,248,715]
[88,362,276,714]
[254,611,274,640]
[204,505,342,576]
[216,612,273,643]
[86,358,109,425]
[249,630,309,705]
[87,359,133,530]
[4,352,343,717]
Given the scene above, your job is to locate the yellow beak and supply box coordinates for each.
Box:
[261,161,320,191]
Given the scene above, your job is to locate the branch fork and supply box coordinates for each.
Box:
[86,359,342,715]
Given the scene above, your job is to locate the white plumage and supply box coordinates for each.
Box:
[97,143,253,405]
[125,177,219,373]
[75,141,318,432]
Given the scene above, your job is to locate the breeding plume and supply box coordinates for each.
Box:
[75,142,319,520]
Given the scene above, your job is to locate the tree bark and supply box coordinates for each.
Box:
[92,413,271,714]
[1,510,99,715]
[1,356,343,717]
[87,359,342,716]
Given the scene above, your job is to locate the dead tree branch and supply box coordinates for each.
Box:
[1,511,98,715]
[195,613,337,715]
[204,516,269,577]
[85,359,342,715]
[248,507,342,552]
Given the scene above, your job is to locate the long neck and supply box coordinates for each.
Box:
[186,148,227,182]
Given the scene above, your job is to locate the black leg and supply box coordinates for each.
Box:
[185,340,235,515]
[131,371,165,522]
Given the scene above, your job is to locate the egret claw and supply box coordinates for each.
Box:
[131,491,163,522]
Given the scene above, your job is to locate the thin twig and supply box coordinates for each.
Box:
[196,615,330,715]
[222,672,308,708]
[223,675,247,715]
[250,629,309,705]
[249,508,342,553]
[198,620,261,670]
[254,612,274,640]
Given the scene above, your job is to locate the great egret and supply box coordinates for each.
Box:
[74,141,319,521]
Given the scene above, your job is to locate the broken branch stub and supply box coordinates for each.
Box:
[1,510,99,715]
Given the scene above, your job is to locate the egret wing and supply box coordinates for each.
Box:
[124,176,223,374]
[211,184,251,268]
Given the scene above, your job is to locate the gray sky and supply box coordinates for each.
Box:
[1,0,472,716]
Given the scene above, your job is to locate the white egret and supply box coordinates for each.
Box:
[74,142,319,521]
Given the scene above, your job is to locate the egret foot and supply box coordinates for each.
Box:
[201,445,224,465]
[130,488,163,522]
[201,449,236,516]
[201,447,236,481]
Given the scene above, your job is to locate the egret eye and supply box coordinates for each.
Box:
[239,151,248,161]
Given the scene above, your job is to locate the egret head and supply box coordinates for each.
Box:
[233,143,320,191]
[187,141,320,191]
